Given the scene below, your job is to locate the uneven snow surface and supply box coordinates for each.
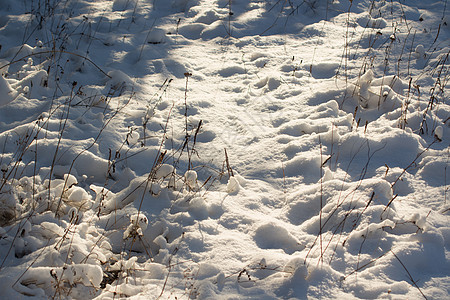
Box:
[0,0,448,299]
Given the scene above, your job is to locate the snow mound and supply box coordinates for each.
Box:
[0,75,16,106]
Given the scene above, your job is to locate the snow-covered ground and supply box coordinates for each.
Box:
[0,0,448,298]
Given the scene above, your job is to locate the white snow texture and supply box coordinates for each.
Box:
[0,0,448,299]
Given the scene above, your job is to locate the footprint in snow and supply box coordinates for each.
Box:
[310,62,339,79]
[254,76,280,90]
[218,65,246,77]
[254,223,305,254]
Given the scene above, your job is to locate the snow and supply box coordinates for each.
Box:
[0,0,448,299]
[184,169,198,190]
[435,125,444,141]
[0,74,16,106]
